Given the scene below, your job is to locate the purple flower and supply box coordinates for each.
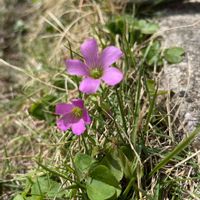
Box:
[65,38,123,94]
[55,99,91,135]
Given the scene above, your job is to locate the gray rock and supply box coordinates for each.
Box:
[158,0,200,147]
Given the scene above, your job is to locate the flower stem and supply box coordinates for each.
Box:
[115,87,128,137]
[82,133,89,154]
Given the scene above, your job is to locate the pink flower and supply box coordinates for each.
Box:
[55,99,91,135]
[65,38,123,94]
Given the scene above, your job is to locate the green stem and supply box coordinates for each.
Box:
[120,177,135,199]
[82,133,89,154]
[132,70,142,145]
[143,84,158,135]
[115,87,128,137]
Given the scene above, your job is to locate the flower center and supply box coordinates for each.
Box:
[72,107,83,118]
[89,68,103,79]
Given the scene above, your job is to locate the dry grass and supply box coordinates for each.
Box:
[0,0,106,198]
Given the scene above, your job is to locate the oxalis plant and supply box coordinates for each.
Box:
[13,16,200,200]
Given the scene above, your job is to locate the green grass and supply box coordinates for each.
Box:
[0,1,200,200]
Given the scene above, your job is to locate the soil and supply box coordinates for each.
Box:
[0,1,31,198]
[0,0,30,110]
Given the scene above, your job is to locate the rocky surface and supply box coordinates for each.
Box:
[158,0,200,146]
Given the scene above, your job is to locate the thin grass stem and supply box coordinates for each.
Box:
[115,87,128,137]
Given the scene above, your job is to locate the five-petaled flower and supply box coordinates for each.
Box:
[55,99,91,135]
[65,38,123,94]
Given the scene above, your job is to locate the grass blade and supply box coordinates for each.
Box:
[149,126,200,177]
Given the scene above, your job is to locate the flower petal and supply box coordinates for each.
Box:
[72,99,84,108]
[62,112,80,124]
[57,118,71,131]
[65,59,88,76]
[71,119,86,135]
[55,103,74,115]
[83,109,91,125]
[80,38,98,67]
[100,46,123,68]
[79,77,101,94]
[102,67,123,86]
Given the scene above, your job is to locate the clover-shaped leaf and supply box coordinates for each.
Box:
[164,47,185,64]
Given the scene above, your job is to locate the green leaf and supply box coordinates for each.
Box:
[74,153,94,177]
[87,164,122,199]
[13,195,25,200]
[87,179,116,200]
[89,165,120,189]
[164,47,185,64]
[146,41,162,66]
[136,20,159,34]
[31,176,65,198]
[146,79,156,96]
[100,150,123,182]
[28,95,56,122]
[118,147,133,179]
[106,17,125,35]
[28,102,45,120]
[149,126,200,177]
